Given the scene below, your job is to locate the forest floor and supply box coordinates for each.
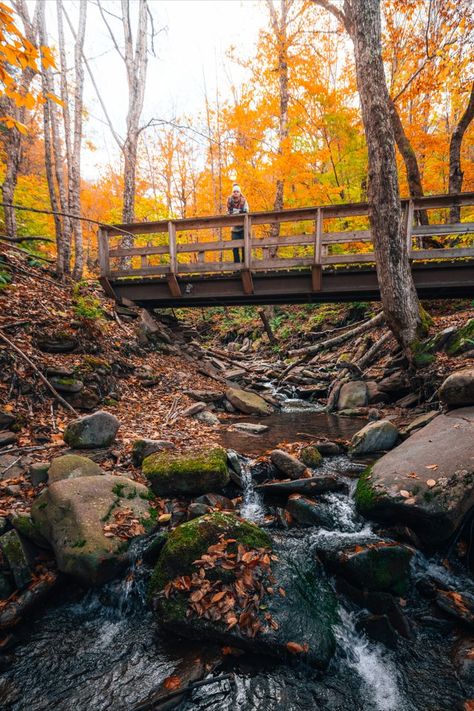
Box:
[0,242,473,522]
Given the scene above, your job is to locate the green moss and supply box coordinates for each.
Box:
[410,339,436,368]
[127,487,138,499]
[71,539,86,548]
[139,490,156,501]
[141,507,159,532]
[300,446,322,468]
[142,447,230,496]
[354,466,379,514]
[446,318,474,356]
[149,512,272,595]
[81,355,111,372]
[112,483,126,498]
[418,304,433,336]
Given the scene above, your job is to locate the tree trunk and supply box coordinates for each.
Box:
[267,0,290,254]
[71,0,87,280]
[350,0,423,357]
[388,98,428,226]
[449,80,474,223]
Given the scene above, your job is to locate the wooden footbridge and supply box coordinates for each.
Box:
[99,193,474,308]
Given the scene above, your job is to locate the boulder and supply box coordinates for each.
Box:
[300,446,322,468]
[132,438,175,467]
[377,370,410,399]
[225,388,273,416]
[35,334,78,353]
[402,411,439,436]
[286,495,335,529]
[349,420,399,456]
[48,454,103,483]
[142,447,230,497]
[354,407,474,544]
[184,390,223,403]
[150,512,337,668]
[445,318,474,356]
[270,449,307,479]
[0,529,33,589]
[313,441,343,456]
[31,474,153,586]
[337,381,367,410]
[318,540,414,596]
[256,476,347,497]
[0,412,15,429]
[63,411,120,449]
[438,368,474,408]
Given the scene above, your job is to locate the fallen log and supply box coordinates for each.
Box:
[0,572,58,630]
[255,476,348,496]
[288,312,384,359]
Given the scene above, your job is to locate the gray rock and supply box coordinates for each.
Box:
[349,420,399,456]
[194,410,220,426]
[438,368,474,408]
[402,410,439,436]
[233,422,269,434]
[337,381,368,410]
[256,476,347,497]
[181,402,207,417]
[355,407,474,544]
[313,441,342,456]
[29,461,50,486]
[49,377,84,394]
[132,438,175,467]
[270,449,307,479]
[0,529,32,589]
[0,431,17,447]
[0,412,15,429]
[31,474,153,586]
[0,454,24,479]
[225,387,273,416]
[187,502,212,519]
[286,495,335,529]
[184,390,222,403]
[48,454,103,483]
[36,335,78,353]
[63,411,120,449]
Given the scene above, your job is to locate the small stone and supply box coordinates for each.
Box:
[0,431,17,447]
[349,420,399,456]
[184,389,223,403]
[181,402,207,417]
[270,449,307,480]
[399,490,410,498]
[5,484,21,496]
[300,446,322,468]
[226,387,273,416]
[195,410,220,426]
[29,462,50,486]
[233,422,269,434]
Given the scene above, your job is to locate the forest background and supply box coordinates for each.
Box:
[0,0,473,281]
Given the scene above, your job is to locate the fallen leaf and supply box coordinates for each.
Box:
[399,490,410,498]
[163,675,181,690]
[286,641,309,654]
[426,464,438,470]
[426,479,436,488]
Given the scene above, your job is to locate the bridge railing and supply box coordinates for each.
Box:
[99,193,474,292]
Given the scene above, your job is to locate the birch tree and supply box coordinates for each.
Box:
[449,81,474,223]
[98,0,149,231]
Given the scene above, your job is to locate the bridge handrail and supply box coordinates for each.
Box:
[98,192,474,285]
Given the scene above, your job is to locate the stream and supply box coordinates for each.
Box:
[0,401,472,711]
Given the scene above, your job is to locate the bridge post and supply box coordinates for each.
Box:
[312,208,323,291]
[241,213,254,294]
[98,227,110,277]
[167,221,181,297]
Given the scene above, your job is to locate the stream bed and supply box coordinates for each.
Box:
[0,405,472,711]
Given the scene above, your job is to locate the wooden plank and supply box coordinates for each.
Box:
[168,221,177,274]
[177,261,242,273]
[177,238,244,253]
[98,228,110,277]
[110,265,169,278]
[252,257,314,270]
[323,253,376,264]
[406,200,414,252]
[412,222,474,236]
[410,247,474,260]
[105,192,474,237]
[311,265,322,292]
[109,244,169,257]
[241,268,254,295]
[167,274,181,297]
[314,208,322,265]
[244,214,251,270]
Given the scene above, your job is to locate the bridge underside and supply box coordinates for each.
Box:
[106,260,474,309]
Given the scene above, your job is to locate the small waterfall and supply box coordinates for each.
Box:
[240,458,265,524]
[335,608,402,711]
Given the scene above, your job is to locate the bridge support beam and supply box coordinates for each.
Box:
[241,268,254,295]
[167,274,181,297]
[311,265,322,291]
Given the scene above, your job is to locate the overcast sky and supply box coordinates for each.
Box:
[42,0,267,179]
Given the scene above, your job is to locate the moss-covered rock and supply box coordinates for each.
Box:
[438,368,474,408]
[446,319,474,356]
[318,540,414,596]
[132,438,175,467]
[0,529,32,589]
[142,447,229,497]
[150,513,337,669]
[31,474,153,586]
[47,454,103,483]
[300,446,322,468]
[150,512,270,593]
[10,513,50,548]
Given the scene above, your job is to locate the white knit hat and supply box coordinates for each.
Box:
[232,184,241,192]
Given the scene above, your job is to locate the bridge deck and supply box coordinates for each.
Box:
[99,193,474,307]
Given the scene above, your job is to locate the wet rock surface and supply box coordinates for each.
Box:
[349,419,399,456]
[63,411,120,449]
[225,387,274,416]
[142,447,230,497]
[355,407,474,544]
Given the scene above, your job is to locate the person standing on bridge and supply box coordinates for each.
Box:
[227,184,249,263]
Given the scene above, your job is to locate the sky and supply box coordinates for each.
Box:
[41,0,268,179]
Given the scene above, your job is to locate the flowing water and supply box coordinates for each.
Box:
[0,404,471,711]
